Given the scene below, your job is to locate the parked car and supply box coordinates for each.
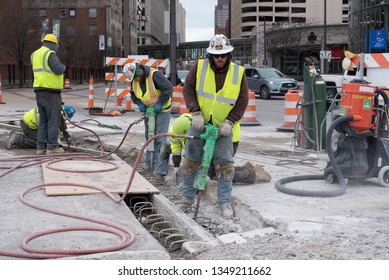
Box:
[177,70,189,85]
[245,67,299,99]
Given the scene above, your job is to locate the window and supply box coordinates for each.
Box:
[89,8,97,18]
[67,26,74,37]
[89,25,97,36]
[59,9,67,19]
[69,8,76,18]
[292,7,306,13]
[39,9,46,19]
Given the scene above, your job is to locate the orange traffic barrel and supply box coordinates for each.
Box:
[172,85,182,115]
[179,94,189,114]
[276,89,302,132]
[64,78,71,89]
[241,90,261,126]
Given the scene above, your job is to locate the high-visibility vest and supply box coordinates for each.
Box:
[22,108,39,130]
[31,46,64,90]
[195,59,244,125]
[133,69,171,112]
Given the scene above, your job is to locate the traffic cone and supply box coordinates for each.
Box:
[0,74,5,104]
[276,89,302,132]
[241,90,261,126]
[88,75,94,108]
[64,78,71,89]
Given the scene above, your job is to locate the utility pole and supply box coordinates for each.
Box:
[169,0,177,86]
[322,0,327,74]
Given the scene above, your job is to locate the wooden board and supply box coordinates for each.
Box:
[43,159,159,196]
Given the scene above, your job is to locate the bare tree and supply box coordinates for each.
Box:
[0,1,40,87]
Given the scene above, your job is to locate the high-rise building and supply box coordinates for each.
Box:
[215,0,229,36]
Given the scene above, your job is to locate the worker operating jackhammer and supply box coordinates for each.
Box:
[176,34,249,219]
[123,62,172,175]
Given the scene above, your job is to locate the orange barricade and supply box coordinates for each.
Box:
[276,89,302,132]
[0,74,4,104]
[241,90,261,126]
[172,85,182,114]
[64,78,71,89]
[88,75,94,108]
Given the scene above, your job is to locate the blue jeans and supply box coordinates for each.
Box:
[181,124,234,205]
[35,91,62,150]
[144,110,170,172]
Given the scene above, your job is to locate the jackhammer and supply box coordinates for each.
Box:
[145,107,157,173]
[193,124,219,220]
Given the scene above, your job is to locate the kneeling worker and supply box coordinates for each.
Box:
[5,105,75,153]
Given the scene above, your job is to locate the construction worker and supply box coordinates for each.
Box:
[5,106,75,150]
[123,62,173,175]
[31,33,66,155]
[178,34,249,218]
[153,113,258,185]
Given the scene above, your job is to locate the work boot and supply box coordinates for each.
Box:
[233,162,256,184]
[176,199,193,213]
[219,204,234,219]
[138,164,151,175]
[47,147,65,154]
[5,131,18,150]
[151,173,165,186]
[36,149,46,155]
[253,163,272,183]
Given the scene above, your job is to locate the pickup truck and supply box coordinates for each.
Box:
[320,73,343,99]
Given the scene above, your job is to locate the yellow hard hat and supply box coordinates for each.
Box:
[43,34,58,45]
[172,114,192,135]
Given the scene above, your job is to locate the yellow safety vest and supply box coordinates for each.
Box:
[195,59,244,125]
[170,114,241,156]
[133,69,171,112]
[22,108,39,130]
[31,46,64,90]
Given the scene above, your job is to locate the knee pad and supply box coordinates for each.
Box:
[181,156,199,176]
[215,162,235,181]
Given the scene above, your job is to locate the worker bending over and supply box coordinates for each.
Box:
[5,105,75,151]
[123,62,173,174]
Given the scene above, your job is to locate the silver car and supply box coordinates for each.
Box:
[245,67,299,99]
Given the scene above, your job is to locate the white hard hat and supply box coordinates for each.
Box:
[123,63,143,82]
[206,34,234,55]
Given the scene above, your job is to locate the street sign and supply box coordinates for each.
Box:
[99,35,105,50]
[320,50,331,60]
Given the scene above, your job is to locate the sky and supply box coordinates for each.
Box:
[180,0,217,42]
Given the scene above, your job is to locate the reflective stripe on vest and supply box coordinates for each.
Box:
[133,69,171,111]
[195,59,244,125]
[31,46,64,90]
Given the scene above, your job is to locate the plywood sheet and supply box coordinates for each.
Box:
[43,159,159,196]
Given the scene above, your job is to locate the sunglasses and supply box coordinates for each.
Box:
[213,54,228,59]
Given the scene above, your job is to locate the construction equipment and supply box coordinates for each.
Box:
[146,107,157,173]
[276,51,389,197]
[193,124,219,220]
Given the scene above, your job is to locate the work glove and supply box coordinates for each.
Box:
[172,155,182,168]
[154,103,163,113]
[137,102,146,112]
[218,119,234,136]
[192,111,204,131]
